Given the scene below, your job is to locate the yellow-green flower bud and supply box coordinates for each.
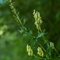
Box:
[37,47,44,57]
[33,10,43,30]
[50,42,55,49]
[26,44,33,56]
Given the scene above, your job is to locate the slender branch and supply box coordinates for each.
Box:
[37,42,46,52]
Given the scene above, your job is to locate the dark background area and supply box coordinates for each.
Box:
[0,0,60,60]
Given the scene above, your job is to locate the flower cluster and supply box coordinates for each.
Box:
[50,42,55,49]
[26,44,33,56]
[37,47,44,57]
[33,10,43,30]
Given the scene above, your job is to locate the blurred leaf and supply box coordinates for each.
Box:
[37,32,45,39]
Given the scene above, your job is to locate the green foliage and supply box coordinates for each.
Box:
[9,0,60,60]
[0,0,60,60]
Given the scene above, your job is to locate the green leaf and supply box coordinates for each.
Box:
[19,29,24,33]
[37,32,45,39]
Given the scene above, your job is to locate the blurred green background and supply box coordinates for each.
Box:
[0,0,60,60]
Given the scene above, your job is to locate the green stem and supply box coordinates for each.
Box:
[37,42,46,52]
[39,27,47,43]
[54,48,59,55]
[33,54,44,59]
